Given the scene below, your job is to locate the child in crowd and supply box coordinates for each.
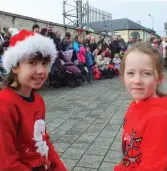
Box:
[86,47,94,83]
[0,30,68,171]
[112,53,121,77]
[114,42,167,171]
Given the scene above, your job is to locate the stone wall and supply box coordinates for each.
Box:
[0,10,110,41]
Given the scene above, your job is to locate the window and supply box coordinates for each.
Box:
[130,32,140,41]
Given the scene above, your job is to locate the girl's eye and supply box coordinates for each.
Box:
[127,72,134,75]
[42,61,49,66]
[29,61,36,65]
[143,72,152,76]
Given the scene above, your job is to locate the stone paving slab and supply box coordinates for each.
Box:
[40,71,167,171]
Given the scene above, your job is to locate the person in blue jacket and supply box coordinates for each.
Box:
[86,47,94,83]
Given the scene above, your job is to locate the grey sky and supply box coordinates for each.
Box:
[0,0,167,36]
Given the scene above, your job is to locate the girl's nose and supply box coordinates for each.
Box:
[36,64,46,74]
[133,74,143,84]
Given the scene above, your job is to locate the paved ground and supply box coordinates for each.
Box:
[40,71,167,171]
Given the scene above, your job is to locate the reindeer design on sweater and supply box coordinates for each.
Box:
[122,129,142,168]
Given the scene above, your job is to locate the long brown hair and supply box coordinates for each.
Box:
[120,42,166,97]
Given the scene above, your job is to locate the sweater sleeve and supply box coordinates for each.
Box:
[0,101,31,171]
[47,139,68,171]
[136,114,167,171]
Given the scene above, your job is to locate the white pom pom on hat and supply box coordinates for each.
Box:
[3,29,57,72]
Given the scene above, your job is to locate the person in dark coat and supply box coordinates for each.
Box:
[109,37,120,58]
[61,32,72,51]
[83,34,91,48]
[54,31,62,51]
[90,36,97,53]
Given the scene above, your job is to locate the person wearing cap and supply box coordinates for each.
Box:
[0,30,68,171]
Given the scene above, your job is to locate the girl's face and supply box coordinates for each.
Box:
[124,51,162,103]
[13,56,50,96]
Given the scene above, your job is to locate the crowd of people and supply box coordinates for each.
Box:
[0,24,167,88]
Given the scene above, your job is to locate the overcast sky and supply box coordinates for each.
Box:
[0,0,167,36]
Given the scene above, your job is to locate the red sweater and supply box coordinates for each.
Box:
[0,87,68,171]
[114,97,167,171]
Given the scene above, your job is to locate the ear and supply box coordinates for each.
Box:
[157,74,164,85]
[12,67,18,74]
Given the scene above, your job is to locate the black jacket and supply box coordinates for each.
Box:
[47,32,62,51]
[109,40,120,57]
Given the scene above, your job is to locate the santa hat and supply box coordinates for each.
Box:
[3,29,57,72]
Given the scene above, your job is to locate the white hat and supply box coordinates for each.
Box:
[3,29,57,72]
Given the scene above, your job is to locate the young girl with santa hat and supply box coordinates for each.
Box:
[0,30,68,171]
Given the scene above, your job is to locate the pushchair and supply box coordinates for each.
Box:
[75,61,88,85]
[98,59,115,79]
[49,51,84,88]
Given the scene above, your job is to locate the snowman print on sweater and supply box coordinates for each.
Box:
[33,112,50,169]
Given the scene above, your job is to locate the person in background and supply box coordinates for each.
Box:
[93,44,102,61]
[86,47,94,83]
[109,36,120,58]
[61,32,72,51]
[126,36,134,49]
[83,34,91,48]
[32,24,40,34]
[40,28,48,37]
[90,36,97,53]
[46,24,53,33]
[112,53,121,77]
[72,35,83,62]
[54,31,62,51]
[95,50,109,70]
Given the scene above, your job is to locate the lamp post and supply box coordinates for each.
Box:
[148,14,153,30]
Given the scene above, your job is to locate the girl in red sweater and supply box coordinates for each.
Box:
[0,30,68,171]
[114,42,167,171]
